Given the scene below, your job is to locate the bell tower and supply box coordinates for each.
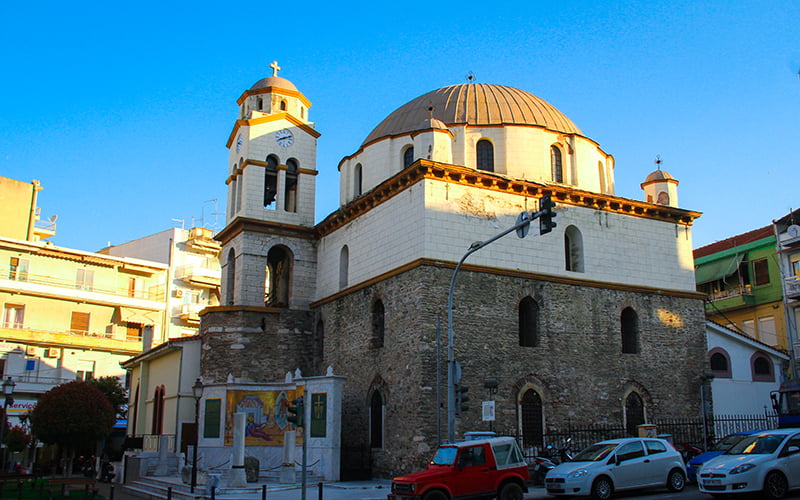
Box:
[216,63,320,311]
[225,61,320,228]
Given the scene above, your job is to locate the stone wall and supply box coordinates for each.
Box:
[200,307,319,384]
[316,263,706,477]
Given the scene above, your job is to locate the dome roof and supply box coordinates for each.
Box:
[250,76,298,92]
[644,169,675,183]
[362,83,582,146]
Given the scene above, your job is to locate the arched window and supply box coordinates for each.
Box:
[403,146,415,169]
[256,97,263,110]
[372,299,385,348]
[624,392,645,436]
[354,163,363,197]
[225,249,236,305]
[518,297,539,347]
[598,161,606,193]
[709,348,732,378]
[520,389,544,450]
[339,245,349,289]
[369,391,383,449]
[751,352,774,382]
[477,140,494,172]
[265,245,292,307]
[551,145,564,183]
[621,307,639,354]
[236,159,244,212]
[264,155,279,208]
[657,191,670,205]
[285,158,298,213]
[228,175,237,219]
[152,385,165,435]
[564,226,584,272]
[280,100,287,111]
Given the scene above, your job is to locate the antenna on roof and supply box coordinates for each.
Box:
[654,154,663,171]
[465,71,476,83]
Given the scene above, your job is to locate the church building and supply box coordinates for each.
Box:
[201,64,707,477]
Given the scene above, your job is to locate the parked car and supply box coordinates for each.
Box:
[697,428,800,499]
[686,430,762,482]
[544,437,686,499]
[388,436,529,500]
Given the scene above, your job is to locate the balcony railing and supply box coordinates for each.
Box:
[785,276,800,299]
[707,284,753,302]
[2,271,164,301]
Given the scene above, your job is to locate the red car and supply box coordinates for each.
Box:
[389,437,529,500]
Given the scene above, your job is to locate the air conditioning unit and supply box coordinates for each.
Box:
[46,348,61,358]
[173,289,184,298]
[25,346,36,356]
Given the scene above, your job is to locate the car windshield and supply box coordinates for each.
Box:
[726,434,785,455]
[430,446,458,465]
[711,434,748,452]
[572,443,618,462]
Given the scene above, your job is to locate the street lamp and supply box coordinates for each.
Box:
[190,378,203,493]
[0,377,16,472]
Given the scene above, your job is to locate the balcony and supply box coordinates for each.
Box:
[785,276,800,300]
[704,284,755,313]
[175,265,220,289]
[178,303,203,325]
[0,325,143,355]
[185,227,221,255]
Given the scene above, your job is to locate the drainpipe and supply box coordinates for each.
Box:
[27,180,42,241]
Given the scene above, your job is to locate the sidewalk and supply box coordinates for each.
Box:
[95,480,552,500]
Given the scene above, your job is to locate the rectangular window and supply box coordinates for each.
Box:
[76,360,95,381]
[753,258,770,286]
[9,257,30,281]
[741,319,755,337]
[127,277,142,298]
[70,311,90,335]
[792,259,800,276]
[126,323,143,341]
[2,304,25,329]
[758,316,778,346]
[75,268,94,291]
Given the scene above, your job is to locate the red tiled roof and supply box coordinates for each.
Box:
[693,225,773,259]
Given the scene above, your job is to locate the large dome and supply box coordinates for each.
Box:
[362,83,582,146]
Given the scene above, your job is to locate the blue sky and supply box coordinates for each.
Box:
[1,1,798,252]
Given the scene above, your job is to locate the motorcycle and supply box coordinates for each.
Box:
[529,455,557,485]
[545,437,574,465]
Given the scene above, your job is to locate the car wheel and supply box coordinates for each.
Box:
[498,482,523,500]
[764,471,788,499]
[667,468,686,492]
[423,490,449,500]
[591,476,613,500]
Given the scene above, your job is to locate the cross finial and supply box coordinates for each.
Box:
[654,154,663,170]
[270,61,281,77]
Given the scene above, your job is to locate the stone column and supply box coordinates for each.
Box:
[228,412,247,487]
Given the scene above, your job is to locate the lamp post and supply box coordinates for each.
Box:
[190,378,203,493]
[0,377,16,472]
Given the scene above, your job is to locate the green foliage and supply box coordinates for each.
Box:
[29,381,115,449]
[5,424,32,452]
[89,376,128,418]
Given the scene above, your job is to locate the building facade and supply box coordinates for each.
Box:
[0,177,169,427]
[694,227,788,351]
[201,69,707,477]
[772,209,800,378]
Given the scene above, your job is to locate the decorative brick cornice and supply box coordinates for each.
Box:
[214,217,315,246]
[315,159,702,238]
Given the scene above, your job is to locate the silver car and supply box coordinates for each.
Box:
[544,437,686,499]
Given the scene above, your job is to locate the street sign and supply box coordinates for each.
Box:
[482,400,495,421]
[515,212,531,238]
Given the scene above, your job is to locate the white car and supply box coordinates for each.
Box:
[544,437,686,499]
[697,428,800,499]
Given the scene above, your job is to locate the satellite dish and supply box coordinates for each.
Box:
[49,214,58,223]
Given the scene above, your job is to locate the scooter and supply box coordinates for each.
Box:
[529,455,557,485]
[545,437,574,465]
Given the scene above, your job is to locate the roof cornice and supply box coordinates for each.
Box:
[315,159,702,238]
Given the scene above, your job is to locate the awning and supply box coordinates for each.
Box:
[695,253,744,285]
[118,307,159,325]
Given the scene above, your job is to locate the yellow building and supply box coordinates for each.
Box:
[0,176,168,430]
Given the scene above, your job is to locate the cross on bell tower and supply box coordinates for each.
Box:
[270,61,281,77]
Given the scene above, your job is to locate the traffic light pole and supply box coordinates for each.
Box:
[446,197,555,443]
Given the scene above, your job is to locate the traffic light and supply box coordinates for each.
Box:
[287,396,304,427]
[455,385,469,414]
[539,194,557,235]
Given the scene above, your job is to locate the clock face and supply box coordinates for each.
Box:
[275,129,294,147]
[788,225,800,238]
[236,135,243,153]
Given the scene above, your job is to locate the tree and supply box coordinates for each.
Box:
[89,376,128,419]
[5,425,32,453]
[30,381,115,475]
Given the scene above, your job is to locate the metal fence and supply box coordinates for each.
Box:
[522,412,778,459]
